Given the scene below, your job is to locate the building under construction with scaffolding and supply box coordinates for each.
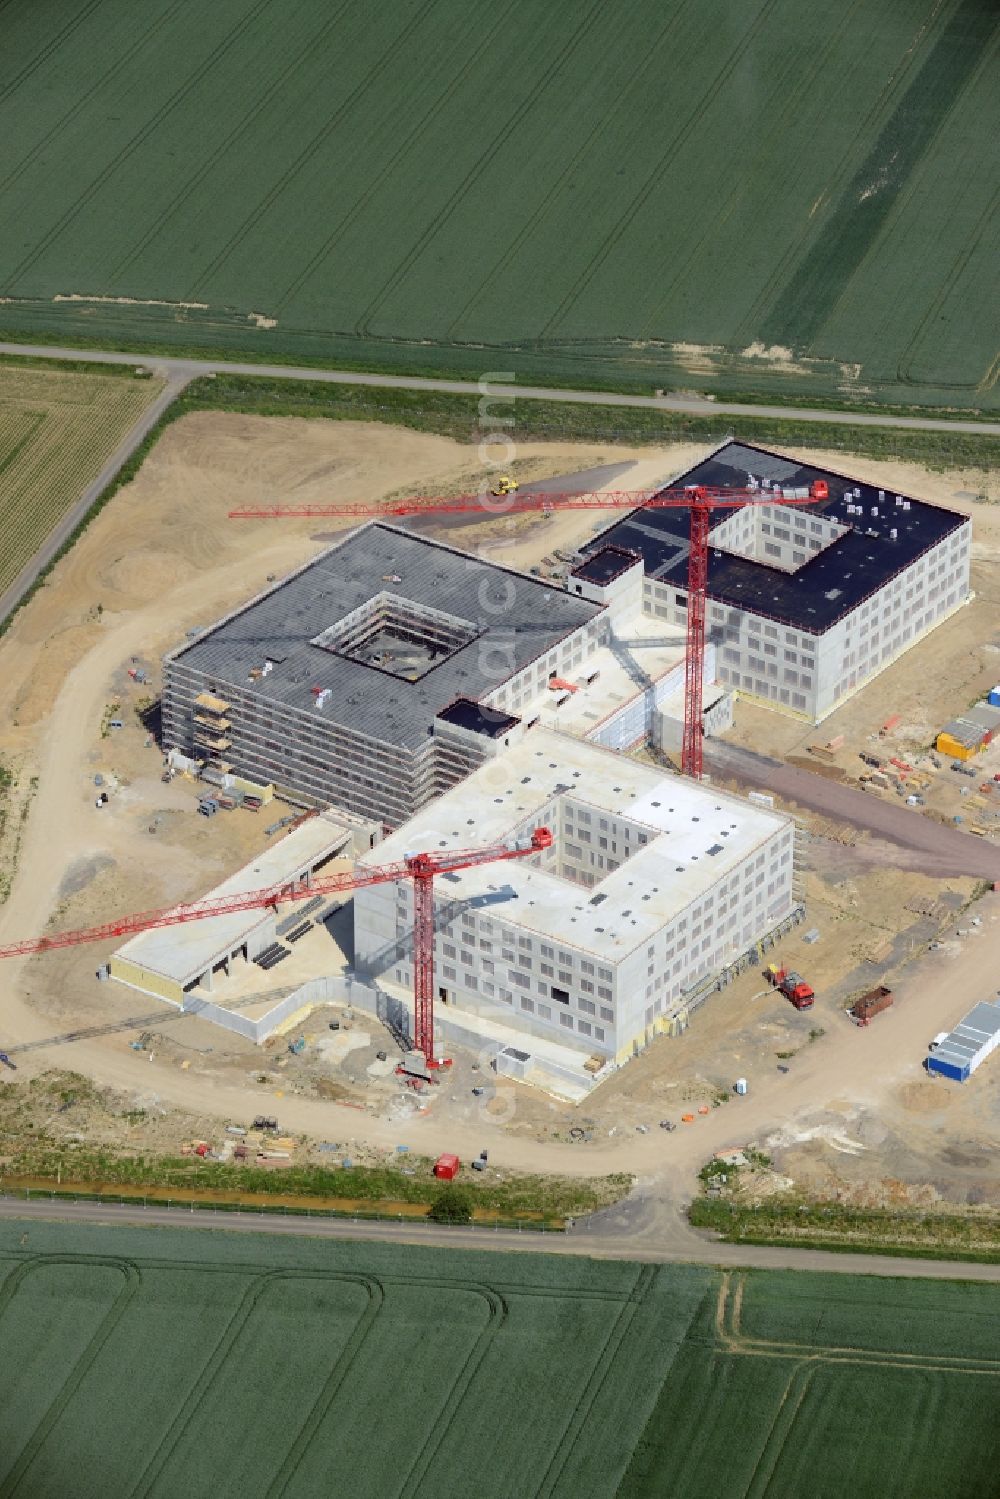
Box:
[162,524,606,827]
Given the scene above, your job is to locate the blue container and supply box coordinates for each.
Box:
[989,687,1000,708]
[927,1054,969,1083]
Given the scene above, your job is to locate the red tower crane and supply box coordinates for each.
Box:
[230,480,830,778]
[0,827,553,1066]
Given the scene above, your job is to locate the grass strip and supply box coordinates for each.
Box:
[690,1196,1000,1264]
[2,332,998,422]
[183,373,1000,467]
[0,1184,565,1231]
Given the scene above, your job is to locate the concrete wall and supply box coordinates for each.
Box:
[641,519,971,723]
[176,977,345,1044]
[107,957,183,1006]
[587,645,717,751]
[353,815,796,1063]
[656,687,733,752]
[483,615,608,719]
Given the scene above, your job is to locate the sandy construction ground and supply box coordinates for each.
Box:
[0,411,998,1206]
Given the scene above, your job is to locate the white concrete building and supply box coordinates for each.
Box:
[109,811,365,1006]
[581,441,972,723]
[353,729,796,1073]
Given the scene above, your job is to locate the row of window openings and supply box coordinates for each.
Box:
[417,966,612,1035]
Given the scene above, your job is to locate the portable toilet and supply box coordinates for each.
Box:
[433,1153,460,1181]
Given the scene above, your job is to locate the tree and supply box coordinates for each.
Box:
[428,1184,473,1224]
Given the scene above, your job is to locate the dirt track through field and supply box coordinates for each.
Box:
[705,740,1000,880]
[1,1197,997,1282]
[4,342,999,435]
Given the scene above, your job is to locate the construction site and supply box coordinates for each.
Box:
[0,407,997,1222]
[353,729,797,1095]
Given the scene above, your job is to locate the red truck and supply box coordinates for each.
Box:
[765,964,815,1010]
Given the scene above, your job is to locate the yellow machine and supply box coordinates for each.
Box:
[491,475,519,497]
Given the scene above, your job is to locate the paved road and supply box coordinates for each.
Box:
[3,341,999,436]
[0,372,190,627]
[705,739,1000,880]
[2,1195,996,1281]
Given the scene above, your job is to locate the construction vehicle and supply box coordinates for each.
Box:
[765,963,815,1010]
[0,828,552,1068]
[231,480,828,779]
[490,475,518,497]
[849,985,893,1025]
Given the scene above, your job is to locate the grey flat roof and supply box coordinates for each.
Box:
[170,524,601,750]
[931,1000,1000,1071]
[114,813,352,986]
[959,704,1000,731]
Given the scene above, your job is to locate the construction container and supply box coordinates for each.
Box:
[926,1000,1000,1082]
[957,703,1000,744]
[936,728,981,761]
[989,687,1000,709]
[734,1077,748,1096]
[850,985,893,1023]
[433,1153,460,1180]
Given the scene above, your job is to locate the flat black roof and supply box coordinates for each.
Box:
[437,698,520,738]
[571,544,640,586]
[170,524,601,749]
[586,442,968,632]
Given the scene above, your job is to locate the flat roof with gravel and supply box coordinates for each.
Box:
[168,523,601,749]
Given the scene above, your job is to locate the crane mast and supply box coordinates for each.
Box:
[0,828,553,1067]
[230,480,829,779]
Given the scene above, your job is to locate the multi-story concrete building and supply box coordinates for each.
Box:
[353,729,797,1077]
[577,441,971,722]
[162,524,605,827]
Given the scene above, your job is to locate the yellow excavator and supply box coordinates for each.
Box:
[491,475,519,497]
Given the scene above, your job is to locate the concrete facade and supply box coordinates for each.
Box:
[645,523,972,720]
[110,812,358,1004]
[353,729,796,1067]
[591,442,972,724]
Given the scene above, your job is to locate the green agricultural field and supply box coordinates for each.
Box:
[0,0,996,411]
[1,1221,998,1498]
[0,363,161,598]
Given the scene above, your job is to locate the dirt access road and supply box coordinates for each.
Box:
[4,341,999,435]
[5,892,1000,1189]
[706,741,1000,880]
[2,1196,997,1282]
